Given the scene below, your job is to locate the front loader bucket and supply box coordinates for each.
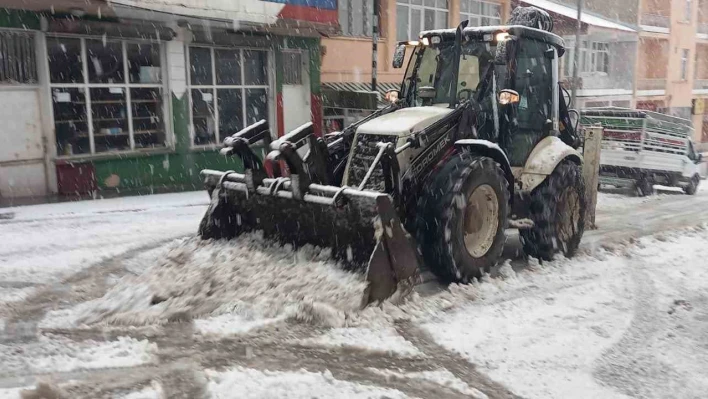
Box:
[198,170,421,307]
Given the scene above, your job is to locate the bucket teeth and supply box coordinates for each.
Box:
[199,170,421,307]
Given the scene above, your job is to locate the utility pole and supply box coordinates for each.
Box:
[372,0,379,92]
[571,0,583,107]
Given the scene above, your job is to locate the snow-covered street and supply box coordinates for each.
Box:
[1,185,708,399]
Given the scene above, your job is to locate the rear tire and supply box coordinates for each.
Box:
[635,178,654,197]
[520,161,586,261]
[684,175,700,195]
[416,153,510,282]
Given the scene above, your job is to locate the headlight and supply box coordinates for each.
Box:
[499,90,520,105]
[495,32,510,42]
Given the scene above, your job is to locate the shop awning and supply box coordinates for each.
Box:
[520,0,636,32]
[322,82,401,109]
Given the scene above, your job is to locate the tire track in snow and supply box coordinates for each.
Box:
[395,320,522,399]
[592,260,679,398]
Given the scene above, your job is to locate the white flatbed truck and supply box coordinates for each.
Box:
[580,107,703,196]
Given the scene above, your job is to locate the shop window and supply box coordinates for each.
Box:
[52,88,89,156]
[397,0,449,41]
[47,37,82,84]
[0,31,37,84]
[86,39,124,84]
[188,47,270,146]
[48,37,166,156]
[460,0,501,27]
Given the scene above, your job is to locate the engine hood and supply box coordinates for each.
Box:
[356,106,453,136]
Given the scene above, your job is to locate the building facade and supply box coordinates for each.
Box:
[320,0,708,145]
[2,0,707,202]
[0,0,334,203]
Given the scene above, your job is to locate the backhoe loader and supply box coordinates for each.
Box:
[199,7,586,306]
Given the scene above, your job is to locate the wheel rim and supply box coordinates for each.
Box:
[557,187,581,247]
[463,184,500,258]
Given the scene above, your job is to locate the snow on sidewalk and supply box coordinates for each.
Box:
[0,191,208,303]
[0,191,208,222]
[206,367,410,399]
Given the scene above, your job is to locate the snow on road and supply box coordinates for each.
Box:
[0,192,209,303]
[368,368,488,398]
[2,188,708,398]
[0,335,156,376]
[422,226,708,399]
[206,367,411,399]
[297,327,423,357]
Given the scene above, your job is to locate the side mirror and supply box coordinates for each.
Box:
[384,89,400,103]
[393,44,407,69]
[697,153,703,163]
[498,89,520,105]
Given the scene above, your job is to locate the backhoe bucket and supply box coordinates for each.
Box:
[198,170,421,307]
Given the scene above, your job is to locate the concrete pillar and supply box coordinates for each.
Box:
[35,23,58,195]
[501,0,511,21]
[384,0,398,73]
[582,125,603,229]
[692,108,704,142]
[450,0,461,28]
[166,25,190,154]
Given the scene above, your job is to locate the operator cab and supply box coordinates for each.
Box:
[391,25,574,166]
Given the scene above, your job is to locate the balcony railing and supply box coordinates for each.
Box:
[694,79,708,90]
[641,14,671,28]
[637,78,667,91]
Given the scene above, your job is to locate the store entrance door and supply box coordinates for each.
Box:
[282,51,311,134]
[0,89,47,199]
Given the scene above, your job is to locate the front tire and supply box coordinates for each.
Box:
[520,161,586,261]
[684,175,700,195]
[417,153,510,282]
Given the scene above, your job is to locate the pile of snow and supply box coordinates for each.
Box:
[118,381,164,399]
[0,387,31,399]
[194,312,286,336]
[206,367,410,399]
[42,234,368,329]
[369,368,488,398]
[297,327,422,357]
[0,335,156,375]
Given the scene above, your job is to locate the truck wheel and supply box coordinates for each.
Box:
[635,179,654,197]
[520,161,586,261]
[684,175,700,195]
[416,153,509,282]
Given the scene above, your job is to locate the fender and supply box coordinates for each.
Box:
[518,136,583,193]
[455,139,514,197]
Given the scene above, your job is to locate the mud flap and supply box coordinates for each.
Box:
[198,172,421,307]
